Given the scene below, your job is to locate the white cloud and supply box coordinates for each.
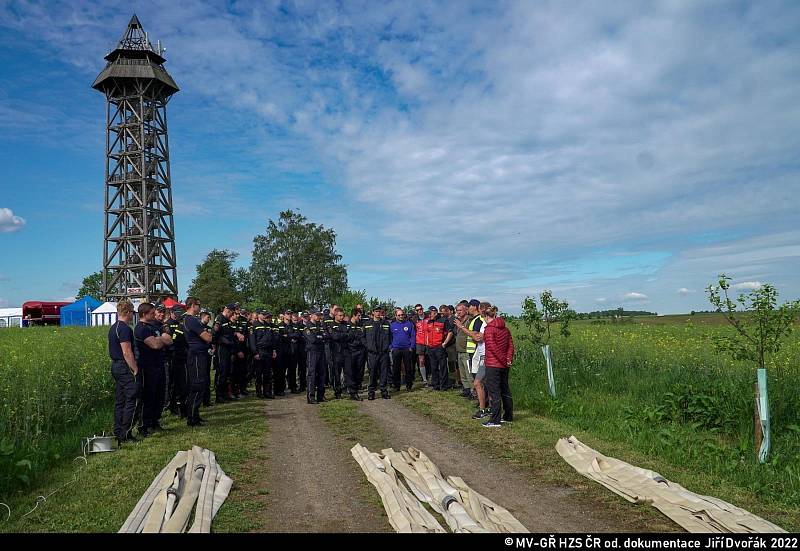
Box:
[0,208,26,233]
[595,297,607,303]
[1,2,800,312]
[677,287,693,295]
[622,292,649,303]
[732,281,763,290]
[60,296,76,303]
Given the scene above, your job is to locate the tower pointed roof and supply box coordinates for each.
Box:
[92,14,179,97]
[115,14,153,52]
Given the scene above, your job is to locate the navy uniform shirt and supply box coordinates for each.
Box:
[134,321,160,368]
[108,320,133,361]
[184,314,209,354]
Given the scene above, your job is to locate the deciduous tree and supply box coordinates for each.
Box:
[250,210,347,310]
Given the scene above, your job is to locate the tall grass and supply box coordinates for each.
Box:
[0,326,112,496]
[510,321,800,507]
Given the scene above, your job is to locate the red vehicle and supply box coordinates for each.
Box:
[22,301,71,326]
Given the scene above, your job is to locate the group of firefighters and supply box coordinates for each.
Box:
[109,296,497,444]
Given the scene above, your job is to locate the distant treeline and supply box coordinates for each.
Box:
[575,308,658,319]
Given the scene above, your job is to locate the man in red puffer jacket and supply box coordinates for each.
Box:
[481,305,514,427]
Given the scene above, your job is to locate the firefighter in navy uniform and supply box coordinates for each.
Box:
[273,312,290,396]
[230,308,249,397]
[249,309,276,399]
[304,308,327,404]
[199,309,214,406]
[183,297,213,427]
[357,305,371,390]
[286,311,301,394]
[165,306,188,417]
[331,308,362,400]
[363,305,392,400]
[293,312,307,392]
[348,309,367,393]
[269,315,280,395]
[108,300,140,445]
[162,308,176,413]
[322,308,335,387]
[135,303,173,436]
[213,304,236,403]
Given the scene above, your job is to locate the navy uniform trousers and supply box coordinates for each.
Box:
[367,351,389,394]
[306,348,326,401]
[111,360,141,439]
[140,363,165,430]
[186,350,209,424]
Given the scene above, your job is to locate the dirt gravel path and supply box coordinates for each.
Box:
[258,394,391,533]
[357,397,631,532]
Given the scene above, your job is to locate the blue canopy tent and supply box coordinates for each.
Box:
[60,296,102,327]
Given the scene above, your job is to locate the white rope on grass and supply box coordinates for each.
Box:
[18,454,89,520]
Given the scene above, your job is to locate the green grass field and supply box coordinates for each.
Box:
[0,327,112,494]
[1,319,798,530]
[508,320,800,511]
[0,397,268,532]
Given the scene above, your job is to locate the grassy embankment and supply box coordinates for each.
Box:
[395,320,800,530]
[0,327,269,532]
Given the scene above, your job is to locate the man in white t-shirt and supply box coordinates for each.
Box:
[455,301,490,419]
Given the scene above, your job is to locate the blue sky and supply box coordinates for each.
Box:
[1,0,799,314]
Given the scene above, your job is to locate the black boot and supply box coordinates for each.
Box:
[349,393,363,401]
[368,392,376,401]
[381,391,391,399]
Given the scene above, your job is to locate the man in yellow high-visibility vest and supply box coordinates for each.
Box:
[455,299,490,419]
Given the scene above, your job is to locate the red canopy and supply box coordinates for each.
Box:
[162,297,185,309]
[22,301,71,325]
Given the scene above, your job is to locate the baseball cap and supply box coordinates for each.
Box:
[428,305,437,311]
[225,303,236,310]
[468,299,480,307]
[308,307,320,315]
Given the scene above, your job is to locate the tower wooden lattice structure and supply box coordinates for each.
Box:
[92,15,180,302]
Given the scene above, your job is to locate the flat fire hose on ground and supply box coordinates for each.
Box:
[351,443,446,533]
[351,444,528,533]
[119,446,232,533]
[555,436,786,533]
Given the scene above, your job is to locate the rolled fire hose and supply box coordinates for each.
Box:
[447,476,529,533]
[120,447,231,533]
[119,451,188,533]
[351,443,445,533]
[353,444,528,533]
[386,447,486,533]
[556,435,785,533]
[162,448,206,533]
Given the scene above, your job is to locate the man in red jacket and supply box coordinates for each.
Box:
[424,305,454,390]
[481,306,514,428]
[413,304,429,386]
